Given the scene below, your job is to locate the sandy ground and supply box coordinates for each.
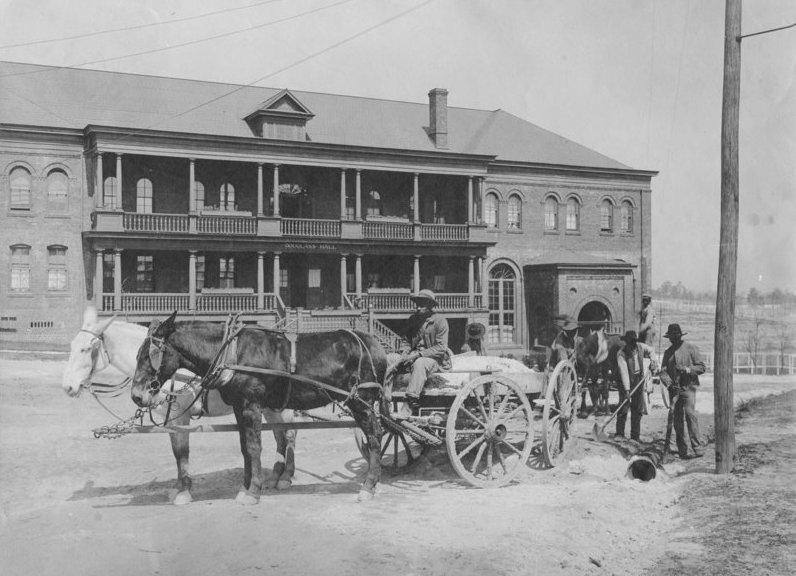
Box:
[0,358,793,576]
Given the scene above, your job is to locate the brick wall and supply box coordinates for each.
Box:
[0,139,87,350]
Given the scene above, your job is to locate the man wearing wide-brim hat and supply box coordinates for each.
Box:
[549,314,578,367]
[660,323,706,458]
[615,330,659,441]
[396,289,452,418]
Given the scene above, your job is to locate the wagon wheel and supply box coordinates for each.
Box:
[541,360,579,468]
[445,374,534,488]
[354,426,429,475]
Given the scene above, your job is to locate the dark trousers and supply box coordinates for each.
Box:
[616,382,644,440]
[673,384,702,455]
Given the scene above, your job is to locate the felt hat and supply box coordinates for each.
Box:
[466,322,486,339]
[620,330,639,344]
[553,314,578,331]
[664,323,687,338]
[642,293,652,301]
[410,289,438,307]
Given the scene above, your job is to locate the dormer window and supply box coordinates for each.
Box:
[244,89,314,141]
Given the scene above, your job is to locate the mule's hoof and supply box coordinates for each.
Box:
[235,489,260,505]
[265,478,279,490]
[276,478,292,491]
[173,490,193,506]
[357,488,375,502]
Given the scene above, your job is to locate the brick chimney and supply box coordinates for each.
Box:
[428,88,449,149]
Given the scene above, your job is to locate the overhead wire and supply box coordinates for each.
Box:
[0,0,358,78]
[0,0,286,50]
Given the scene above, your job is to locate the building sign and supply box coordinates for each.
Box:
[284,242,338,251]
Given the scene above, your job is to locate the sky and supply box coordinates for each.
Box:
[0,0,794,292]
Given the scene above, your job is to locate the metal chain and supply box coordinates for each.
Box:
[92,408,146,439]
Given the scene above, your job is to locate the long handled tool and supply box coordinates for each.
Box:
[592,377,647,442]
[663,388,680,456]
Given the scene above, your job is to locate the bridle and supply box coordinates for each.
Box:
[78,328,111,385]
[146,333,170,394]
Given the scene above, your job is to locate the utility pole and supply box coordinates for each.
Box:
[714,0,742,474]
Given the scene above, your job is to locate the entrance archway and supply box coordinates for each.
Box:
[577,300,611,335]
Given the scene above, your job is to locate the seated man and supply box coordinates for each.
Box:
[615,330,659,441]
[549,314,578,367]
[396,289,451,418]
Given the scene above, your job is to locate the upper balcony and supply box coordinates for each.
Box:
[90,154,492,245]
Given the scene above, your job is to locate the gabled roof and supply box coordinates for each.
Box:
[0,61,634,170]
[244,88,314,122]
[524,249,635,268]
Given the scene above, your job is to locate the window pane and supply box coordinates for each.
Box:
[196,255,205,290]
[485,194,498,227]
[508,197,521,229]
[621,203,633,233]
[544,198,558,230]
[566,199,579,230]
[136,255,154,292]
[103,177,117,208]
[48,268,67,290]
[194,182,205,212]
[601,201,612,232]
[47,170,69,208]
[137,179,153,213]
[10,167,31,208]
[11,267,30,291]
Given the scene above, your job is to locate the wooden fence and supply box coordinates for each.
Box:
[702,352,796,375]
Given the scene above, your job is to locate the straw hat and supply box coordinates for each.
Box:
[410,289,438,307]
[466,322,486,339]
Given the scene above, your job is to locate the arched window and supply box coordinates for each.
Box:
[600,199,613,232]
[10,244,31,292]
[103,177,117,209]
[136,178,153,213]
[620,201,633,233]
[220,183,235,211]
[10,167,32,210]
[485,193,498,228]
[219,256,235,289]
[47,169,69,211]
[507,195,522,230]
[544,196,558,230]
[193,181,205,212]
[47,245,68,291]
[566,197,580,231]
[487,264,516,344]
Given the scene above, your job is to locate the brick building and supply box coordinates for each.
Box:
[0,61,655,354]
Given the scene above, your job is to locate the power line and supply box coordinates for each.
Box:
[738,22,796,40]
[0,0,358,79]
[0,0,285,50]
[113,0,436,142]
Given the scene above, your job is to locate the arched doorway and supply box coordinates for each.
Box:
[487,263,516,345]
[577,300,611,335]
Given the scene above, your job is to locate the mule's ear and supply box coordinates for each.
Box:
[155,310,178,337]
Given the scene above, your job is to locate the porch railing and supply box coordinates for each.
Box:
[348,292,482,312]
[420,223,468,242]
[123,212,189,233]
[100,292,276,313]
[281,218,341,238]
[196,292,258,312]
[363,220,413,240]
[110,293,191,313]
[197,215,256,235]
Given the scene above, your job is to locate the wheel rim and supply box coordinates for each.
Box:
[542,361,578,467]
[445,375,534,488]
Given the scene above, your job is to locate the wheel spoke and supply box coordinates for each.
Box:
[494,391,512,420]
[460,406,486,429]
[472,389,489,422]
[486,441,494,479]
[498,438,524,457]
[503,403,527,423]
[398,431,416,464]
[488,382,496,419]
[470,442,487,475]
[495,444,509,474]
[380,433,394,457]
[392,434,399,469]
[457,434,485,460]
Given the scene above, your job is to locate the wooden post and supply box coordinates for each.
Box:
[713,0,741,475]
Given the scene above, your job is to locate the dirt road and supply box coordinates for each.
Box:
[0,359,792,576]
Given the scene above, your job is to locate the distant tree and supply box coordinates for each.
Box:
[744,313,765,373]
[772,321,792,375]
[659,281,673,298]
[770,288,785,307]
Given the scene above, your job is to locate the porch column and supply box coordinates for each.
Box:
[413,255,421,293]
[467,176,473,223]
[257,251,265,309]
[272,252,281,298]
[113,249,122,312]
[188,250,197,311]
[340,254,348,307]
[468,256,475,307]
[256,163,264,216]
[477,177,485,223]
[413,173,420,222]
[479,257,487,306]
[188,159,196,213]
[355,254,362,297]
[94,249,104,309]
[272,164,280,216]
[355,170,362,220]
[339,169,347,219]
[115,154,123,209]
[95,152,104,209]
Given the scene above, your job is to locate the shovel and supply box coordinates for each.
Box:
[592,377,647,442]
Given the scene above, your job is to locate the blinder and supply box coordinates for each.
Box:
[149,337,164,371]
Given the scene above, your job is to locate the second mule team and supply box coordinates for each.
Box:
[124,290,704,502]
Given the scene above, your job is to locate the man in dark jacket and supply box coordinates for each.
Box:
[397,289,451,417]
[659,323,706,458]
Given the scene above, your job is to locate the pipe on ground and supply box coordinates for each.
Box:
[626,448,665,481]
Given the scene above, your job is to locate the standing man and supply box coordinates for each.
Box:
[638,293,657,347]
[615,330,658,440]
[659,323,706,458]
[397,289,451,417]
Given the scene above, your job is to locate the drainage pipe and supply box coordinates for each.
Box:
[626,447,665,481]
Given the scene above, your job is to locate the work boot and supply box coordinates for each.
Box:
[693,449,705,458]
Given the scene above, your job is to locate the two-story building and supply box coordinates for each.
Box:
[0,61,655,354]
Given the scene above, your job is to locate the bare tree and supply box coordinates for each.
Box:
[773,321,792,376]
[743,313,765,374]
